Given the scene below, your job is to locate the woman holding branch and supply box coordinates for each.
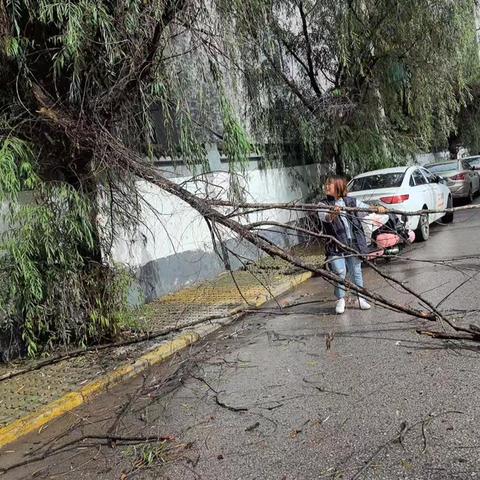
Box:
[318,175,384,314]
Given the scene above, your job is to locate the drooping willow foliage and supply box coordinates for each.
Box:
[0,0,478,357]
[0,0,251,358]
[217,0,480,174]
[0,134,138,358]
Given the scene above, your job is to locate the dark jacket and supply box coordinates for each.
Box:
[320,196,368,256]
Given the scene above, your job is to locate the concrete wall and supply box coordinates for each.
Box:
[411,151,450,166]
[109,145,324,302]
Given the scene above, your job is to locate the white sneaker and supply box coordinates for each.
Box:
[335,298,346,314]
[358,298,371,310]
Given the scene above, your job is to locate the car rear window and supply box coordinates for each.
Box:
[349,172,405,192]
[466,157,480,166]
[427,162,458,173]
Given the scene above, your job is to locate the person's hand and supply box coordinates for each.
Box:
[376,206,387,214]
[329,205,341,220]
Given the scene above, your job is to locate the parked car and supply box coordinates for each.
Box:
[461,155,480,171]
[425,159,480,203]
[348,166,452,241]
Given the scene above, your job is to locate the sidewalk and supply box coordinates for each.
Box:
[0,246,324,448]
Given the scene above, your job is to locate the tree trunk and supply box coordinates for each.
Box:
[335,144,345,175]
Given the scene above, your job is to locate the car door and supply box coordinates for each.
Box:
[421,167,446,221]
[463,160,480,193]
[410,169,433,224]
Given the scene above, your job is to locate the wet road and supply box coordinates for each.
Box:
[2,202,480,479]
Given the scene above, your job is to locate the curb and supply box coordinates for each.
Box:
[0,333,200,449]
[0,270,313,449]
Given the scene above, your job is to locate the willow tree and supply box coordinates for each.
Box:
[218,0,479,174]
[0,0,254,358]
[448,81,480,156]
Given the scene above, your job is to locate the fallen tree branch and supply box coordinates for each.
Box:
[124,159,439,321]
[416,329,480,342]
[0,310,245,382]
[207,199,480,217]
[32,98,480,342]
[247,220,473,335]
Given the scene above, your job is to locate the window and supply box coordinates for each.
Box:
[427,162,457,174]
[349,172,405,192]
[412,169,427,186]
[466,156,480,167]
[421,168,437,184]
[462,160,472,170]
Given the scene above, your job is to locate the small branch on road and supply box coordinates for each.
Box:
[245,421,260,432]
[416,329,480,342]
[214,395,249,412]
[303,378,349,396]
[192,374,249,412]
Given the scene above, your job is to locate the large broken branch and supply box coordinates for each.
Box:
[33,96,480,342]
[208,199,480,217]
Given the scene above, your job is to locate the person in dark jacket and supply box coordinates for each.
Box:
[318,175,384,314]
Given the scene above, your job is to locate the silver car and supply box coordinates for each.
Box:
[425,159,480,203]
[462,155,480,171]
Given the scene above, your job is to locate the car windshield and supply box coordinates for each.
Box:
[349,172,405,192]
[427,162,458,173]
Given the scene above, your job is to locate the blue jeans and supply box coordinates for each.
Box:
[328,255,364,299]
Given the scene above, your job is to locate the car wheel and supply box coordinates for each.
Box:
[442,196,454,224]
[415,210,430,242]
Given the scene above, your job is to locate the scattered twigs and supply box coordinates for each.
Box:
[107,378,147,436]
[0,311,245,382]
[0,434,175,475]
[350,411,464,479]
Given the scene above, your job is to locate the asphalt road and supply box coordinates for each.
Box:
[2,201,480,480]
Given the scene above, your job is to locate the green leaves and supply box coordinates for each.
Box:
[222,0,479,173]
[219,93,252,170]
[0,138,38,200]
[0,177,132,358]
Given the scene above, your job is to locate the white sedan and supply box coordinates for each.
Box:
[347,166,453,241]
